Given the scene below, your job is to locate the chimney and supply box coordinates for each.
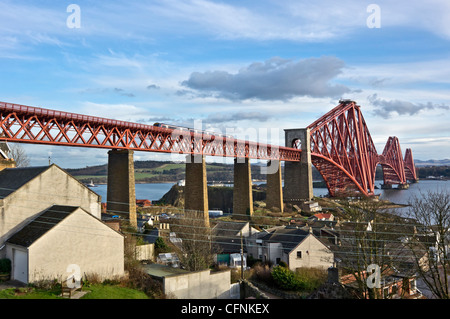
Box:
[327,266,341,284]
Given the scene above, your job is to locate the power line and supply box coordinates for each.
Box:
[0,184,448,266]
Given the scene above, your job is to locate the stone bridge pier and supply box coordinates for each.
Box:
[283,128,313,203]
[106,149,292,229]
[265,160,284,213]
[185,154,210,228]
[233,157,253,220]
[107,149,137,229]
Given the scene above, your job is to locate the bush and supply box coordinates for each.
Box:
[0,258,11,274]
[252,263,273,284]
[271,265,305,291]
[154,237,169,252]
[126,266,166,299]
[246,256,261,268]
[295,267,328,291]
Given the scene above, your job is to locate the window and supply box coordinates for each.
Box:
[297,251,302,259]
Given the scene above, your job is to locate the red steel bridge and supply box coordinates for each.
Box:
[0,100,417,197]
[305,100,417,196]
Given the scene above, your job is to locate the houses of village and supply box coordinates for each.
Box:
[0,144,435,299]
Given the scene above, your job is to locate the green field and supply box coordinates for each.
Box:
[69,161,237,184]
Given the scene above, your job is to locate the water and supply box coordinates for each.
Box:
[90,183,175,201]
[375,179,450,205]
[90,179,449,208]
[313,179,449,216]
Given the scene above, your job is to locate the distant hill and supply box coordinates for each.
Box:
[414,159,450,166]
[65,158,450,184]
[65,160,276,184]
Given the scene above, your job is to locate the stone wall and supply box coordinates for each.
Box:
[135,244,154,262]
[163,269,231,299]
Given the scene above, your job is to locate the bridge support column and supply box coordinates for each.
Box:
[107,149,137,229]
[284,128,313,202]
[266,160,284,212]
[233,158,253,220]
[185,155,209,228]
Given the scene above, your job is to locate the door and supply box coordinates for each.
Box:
[13,249,28,284]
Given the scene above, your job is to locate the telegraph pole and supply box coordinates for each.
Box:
[240,230,244,280]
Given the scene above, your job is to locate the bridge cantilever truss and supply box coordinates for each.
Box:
[404,148,418,182]
[307,100,418,197]
[307,101,379,196]
[378,136,407,186]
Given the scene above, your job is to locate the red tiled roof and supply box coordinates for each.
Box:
[136,199,152,206]
[314,213,332,219]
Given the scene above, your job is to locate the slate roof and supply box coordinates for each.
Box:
[212,221,248,237]
[143,228,160,244]
[212,221,249,254]
[6,205,79,247]
[260,226,311,254]
[0,166,50,198]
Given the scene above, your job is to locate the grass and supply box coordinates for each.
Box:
[0,287,64,299]
[134,172,158,179]
[0,284,149,299]
[80,284,149,299]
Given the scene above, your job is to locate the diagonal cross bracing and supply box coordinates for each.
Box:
[0,102,301,162]
[308,101,379,197]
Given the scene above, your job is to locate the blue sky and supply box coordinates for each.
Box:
[1,0,449,168]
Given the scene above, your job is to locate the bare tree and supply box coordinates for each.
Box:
[405,190,450,299]
[170,210,216,271]
[9,143,30,167]
[336,198,401,299]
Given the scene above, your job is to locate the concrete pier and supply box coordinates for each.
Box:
[107,149,137,228]
[381,183,410,190]
[233,157,253,220]
[283,128,313,202]
[185,154,209,228]
[266,160,284,212]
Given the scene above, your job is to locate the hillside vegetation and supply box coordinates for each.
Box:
[66,160,325,184]
[65,160,448,185]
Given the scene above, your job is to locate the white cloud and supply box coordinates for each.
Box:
[340,59,450,89]
[79,102,151,123]
[368,94,450,119]
[1,0,450,60]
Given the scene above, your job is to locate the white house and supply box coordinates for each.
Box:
[248,226,335,271]
[0,165,124,284]
[5,205,124,284]
[211,221,259,267]
[0,164,102,252]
